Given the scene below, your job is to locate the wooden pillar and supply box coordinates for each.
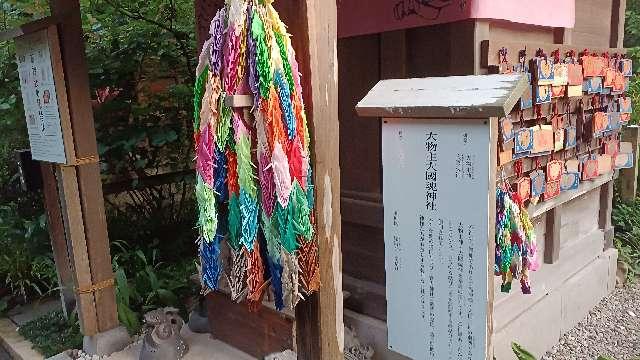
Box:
[48,0,119,336]
[620,125,640,201]
[544,207,561,264]
[599,181,615,250]
[553,27,572,45]
[610,0,627,48]
[473,20,490,75]
[272,1,343,359]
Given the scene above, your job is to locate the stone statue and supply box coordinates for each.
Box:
[139,307,188,360]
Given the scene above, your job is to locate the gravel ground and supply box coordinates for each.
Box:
[542,282,640,360]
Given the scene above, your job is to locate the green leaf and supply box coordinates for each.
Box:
[117,302,140,335]
[155,288,177,305]
[511,342,537,360]
[114,267,130,307]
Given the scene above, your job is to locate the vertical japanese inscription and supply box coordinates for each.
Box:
[425,132,438,211]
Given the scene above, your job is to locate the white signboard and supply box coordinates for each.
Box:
[382,118,490,360]
[15,29,67,164]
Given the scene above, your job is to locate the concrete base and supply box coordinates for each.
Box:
[0,318,44,360]
[105,326,255,360]
[83,326,131,356]
[45,352,73,360]
[187,301,210,334]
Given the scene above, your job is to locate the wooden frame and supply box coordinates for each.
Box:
[3,21,78,165]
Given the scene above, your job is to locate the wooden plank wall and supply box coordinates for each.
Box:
[339,22,478,320]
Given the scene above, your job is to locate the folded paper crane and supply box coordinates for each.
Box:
[193,0,319,312]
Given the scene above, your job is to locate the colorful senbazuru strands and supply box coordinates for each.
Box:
[193,0,319,312]
[495,188,539,294]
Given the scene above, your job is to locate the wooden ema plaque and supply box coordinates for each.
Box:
[357,74,528,360]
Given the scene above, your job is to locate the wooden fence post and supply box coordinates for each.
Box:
[620,125,640,202]
[46,0,129,354]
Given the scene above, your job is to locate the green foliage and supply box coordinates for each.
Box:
[82,0,196,182]
[512,342,622,360]
[0,0,199,312]
[511,342,537,360]
[111,240,197,334]
[625,2,640,124]
[17,310,82,358]
[83,0,199,263]
[0,1,55,310]
[0,204,57,301]
[612,197,640,281]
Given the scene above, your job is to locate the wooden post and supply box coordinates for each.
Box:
[41,163,76,316]
[599,181,615,250]
[610,0,627,48]
[275,1,344,359]
[46,0,125,350]
[544,207,561,264]
[620,125,640,201]
[55,165,99,335]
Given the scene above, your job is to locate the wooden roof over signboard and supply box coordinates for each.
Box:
[356,73,528,119]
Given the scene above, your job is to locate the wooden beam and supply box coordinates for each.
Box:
[41,163,75,316]
[620,125,640,201]
[544,207,561,264]
[481,39,626,69]
[272,1,343,359]
[528,173,613,219]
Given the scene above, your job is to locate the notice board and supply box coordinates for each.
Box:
[382,118,490,360]
[15,28,70,164]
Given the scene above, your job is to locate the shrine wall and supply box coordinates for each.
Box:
[339,1,624,358]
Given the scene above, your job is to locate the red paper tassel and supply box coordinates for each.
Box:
[227,149,240,195]
[246,241,267,311]
[288,138,305,187]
